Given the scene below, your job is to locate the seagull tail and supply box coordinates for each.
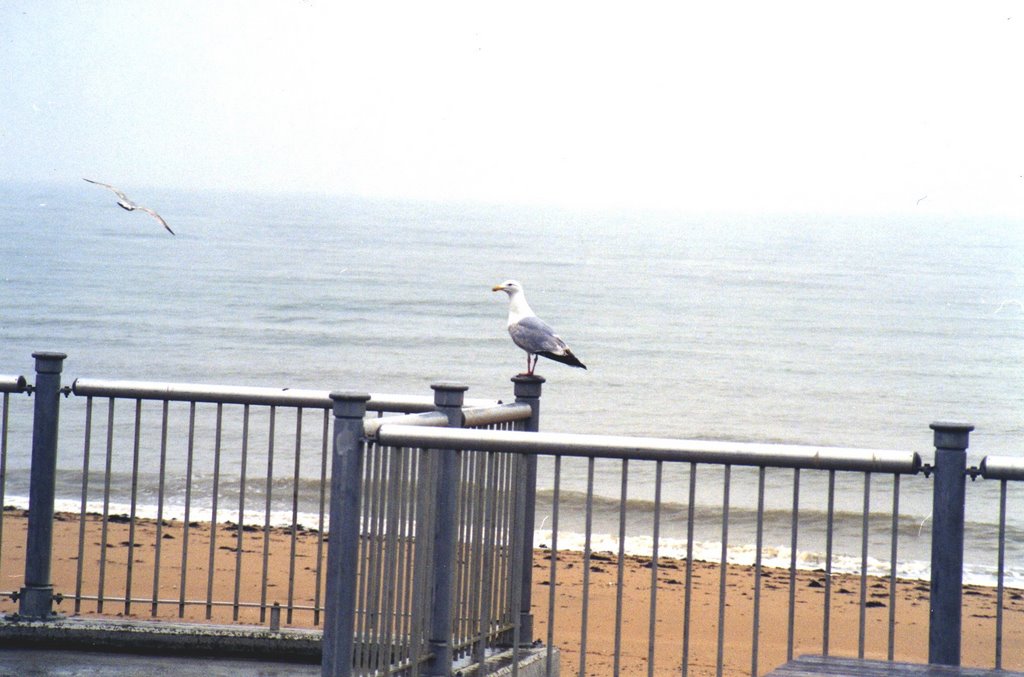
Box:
[539,349,587,370]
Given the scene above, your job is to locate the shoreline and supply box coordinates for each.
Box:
[2,509,1022,676]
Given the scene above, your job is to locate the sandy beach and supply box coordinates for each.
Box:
[2,508,1022,676]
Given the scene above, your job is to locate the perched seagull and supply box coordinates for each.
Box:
[83,178,175,235]
[492,279,586,376]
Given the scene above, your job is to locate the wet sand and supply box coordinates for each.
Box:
[1,508,1022,676]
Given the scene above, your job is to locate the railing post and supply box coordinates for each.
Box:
[928,421,973,666]
[322,391,370,677]
[512,374,544,645]
[423,382,468,677]
[19,351,67,620]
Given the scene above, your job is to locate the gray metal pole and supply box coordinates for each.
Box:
[927,421,973,666]
[424,383,468,677]
[512,374,543,645]
[19,351,67,619]
[322,391,370,677]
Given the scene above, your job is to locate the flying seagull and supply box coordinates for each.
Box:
[492,279,586,376]
[83,178,175,235]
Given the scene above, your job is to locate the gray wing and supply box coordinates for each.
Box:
[138,206,175,235]
[509,316,567,354]
[83,178,130,202]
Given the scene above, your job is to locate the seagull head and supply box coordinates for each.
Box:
[492,279,523,296]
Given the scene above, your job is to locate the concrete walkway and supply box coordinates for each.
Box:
[0,648,319,677]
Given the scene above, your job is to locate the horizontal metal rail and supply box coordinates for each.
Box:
[979,455,1024,481]
[71,378,499,413]
[362,403,534,438]
[462,403,533,429]
[362,411,451,437]
[0,375,27,393]
[375,426,923,473]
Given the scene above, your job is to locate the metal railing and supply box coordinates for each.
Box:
[363,421,1022,676]
[1,354,521,632]
[3,351,1023,677]
[322,379,540,677]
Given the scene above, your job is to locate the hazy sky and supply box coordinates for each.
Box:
[2,1,1022,216]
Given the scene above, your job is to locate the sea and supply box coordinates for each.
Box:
[1,180,1022,587]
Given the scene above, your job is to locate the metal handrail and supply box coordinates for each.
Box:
[0,375,27,393]
[375,425,923,473]
[71,377,499,413]
[462,402,533,428]
[362,410,450,437]
[979,455,1024,481]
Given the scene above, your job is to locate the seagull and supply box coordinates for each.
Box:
[492,279,586,376]
[83,178,175,235]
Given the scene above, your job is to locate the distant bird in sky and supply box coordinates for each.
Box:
[916,195,928,206]
[492,279,586,376]
[83,178,175,235]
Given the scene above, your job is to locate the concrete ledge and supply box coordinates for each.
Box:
[0,615,321,663]
[458,646,560,677]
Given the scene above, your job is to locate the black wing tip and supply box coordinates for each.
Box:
[538,351,587,370]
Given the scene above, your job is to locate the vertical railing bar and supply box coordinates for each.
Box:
[74,396,94,614]
[823,469,836,656]
[287,408,303,625]
[477,451,498,664]
[259,406,276,623]
[468,450,484,655]
[858,472,871,658]
[497,447,513,645]
[493,449,511,644]
[476,450,493,662]
[123,401,143,618]
[579,456,595,677]
[504,449,518,641]
[179,402,196,617]
[396,447,415,667]
[354,441,377,672]
[152,399,169,617]
[370,442,390,671]
[490,449,507,644]
[232,404,250,622]
[647,460,664,677]
[786,468,800,662]
[468,448,483,655]
[396,446,415,668]
[379,445,403,674]
[509,452,526,677]
[887,474,900,661]
[123,398,143,616]
[409,447,433,674]
[613,458,629,676]
[715,465,731,677]
[682,462,697,677]
[0,391,8,586]
[995,478,1007,670]
[468,451,487,664]
[97,397,115,614]
[373,442,392,671]
[314,409,330,627]
[358,444,378,671]
[205,402,223,620]
[454,450,471,654]
[752,466,766,677]
[545,456,561,677]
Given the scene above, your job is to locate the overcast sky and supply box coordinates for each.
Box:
[2,1,1022,216]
